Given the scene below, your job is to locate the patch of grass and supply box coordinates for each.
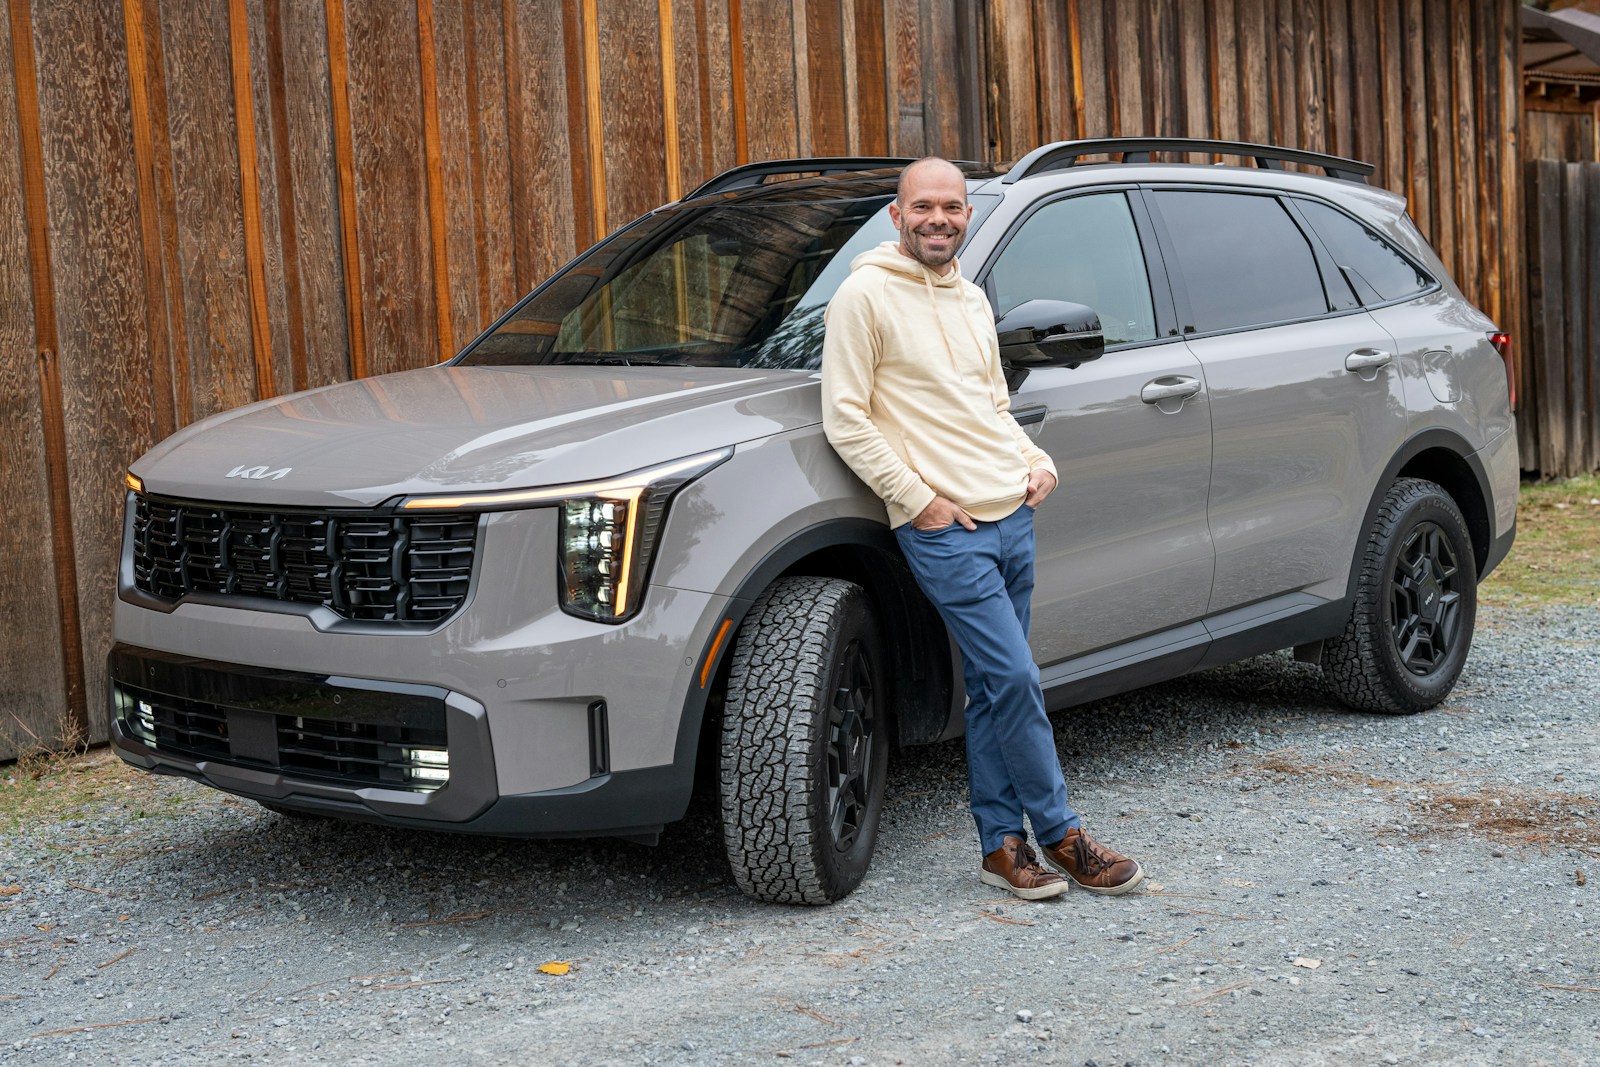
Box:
[1479,473,1600,609]
[0,749,155,830]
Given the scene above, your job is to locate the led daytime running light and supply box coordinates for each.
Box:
[399,452,724,511]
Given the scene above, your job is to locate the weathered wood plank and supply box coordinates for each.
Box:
[1144,0,1179,137]
[280,0,348,388]
[122,0,178,436]
[1030,0,1070,143]
[343,0,433,376]
[598,1,668,225]
[250,0,304,396]
[158,0,257,418]
[988,0,1035,159]
[427,0,486,347]
[32,0,158,742]
[1322,0,1351,158]
[1587,164,1600,471]
[1400,0,1430,241]
[0,3,66,759]
[1563,164,1589,475]
[1449,0,1479,308]
[1294,0,1324,155]
[1075,0,1109,138]
[228,0,276,397]
[505,0,578,288]
[1208,0,1241,145]
[694,0,738,174]
[889,0,922,153]
[1423,0,1455,274]
[1236,0,1269,144]
[468,0,515,316]
[1347,0,1380,169]
[1110,0,1141,138]
[1531,161,1566,475]
[1376,0,1404,193]
[1175,0,1209,138]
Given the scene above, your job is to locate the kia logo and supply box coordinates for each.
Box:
[226,464,292,481]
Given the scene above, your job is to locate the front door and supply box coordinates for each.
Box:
[982,190,1214,666]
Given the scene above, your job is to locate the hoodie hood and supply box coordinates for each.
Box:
[849,241,992,383]
[130,364,819,509]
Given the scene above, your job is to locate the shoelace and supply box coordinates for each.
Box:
[1008,840,1051,881]
[1072,833,1114,876]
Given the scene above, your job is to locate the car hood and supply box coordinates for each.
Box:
[131,364,822,508]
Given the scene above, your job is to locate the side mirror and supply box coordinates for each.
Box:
[994,300,1106,370]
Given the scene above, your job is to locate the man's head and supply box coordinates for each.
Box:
[890,157,971,276]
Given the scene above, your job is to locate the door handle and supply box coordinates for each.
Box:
[1344,348,1393,372]
[1012,405,1048,426]
[1140,376,1202,404]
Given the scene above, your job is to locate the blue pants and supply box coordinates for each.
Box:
[895,504,1079,856]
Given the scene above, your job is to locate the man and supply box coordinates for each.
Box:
[820,156,1144,901]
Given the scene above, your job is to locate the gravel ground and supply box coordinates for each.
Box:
[3,604,1598,1066]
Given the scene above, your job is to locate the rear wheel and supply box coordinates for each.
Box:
[1322,478,1477,714]
[719,577,887,904]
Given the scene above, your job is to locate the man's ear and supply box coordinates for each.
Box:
[888,200,902,228]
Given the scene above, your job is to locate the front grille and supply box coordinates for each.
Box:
[116,682,449,792]
[131,495,477,624]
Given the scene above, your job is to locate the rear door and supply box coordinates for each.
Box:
[1147,186,1409,615]
[979,188,1214,666]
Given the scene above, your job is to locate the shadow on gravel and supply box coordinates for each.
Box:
[126,654,1401,913]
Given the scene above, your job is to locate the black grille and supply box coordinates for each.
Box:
[131,496,477,623]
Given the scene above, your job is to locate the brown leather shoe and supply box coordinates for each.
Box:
[980,835,1070,900]
[1041,826,1145,895]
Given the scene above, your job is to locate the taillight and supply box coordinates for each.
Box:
[1488,332,1514,412]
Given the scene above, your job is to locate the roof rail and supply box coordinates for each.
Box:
[1001,138,1374,185]
[683,157,919,200]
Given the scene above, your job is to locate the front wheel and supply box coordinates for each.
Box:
[719,577,888,904]
[1322,478,1478,714]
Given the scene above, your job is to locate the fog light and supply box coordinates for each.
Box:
[404,747,450,784]
[114,687,157,744]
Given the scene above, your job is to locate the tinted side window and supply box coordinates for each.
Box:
[986,192,1157,346]
[1297,200,1432,304]
[1156,190,1329,333]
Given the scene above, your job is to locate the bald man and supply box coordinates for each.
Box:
[821,157,1145,900]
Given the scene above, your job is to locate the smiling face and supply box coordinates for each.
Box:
[889,158,971,276]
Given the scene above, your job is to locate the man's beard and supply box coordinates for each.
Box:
[900,225,959,269]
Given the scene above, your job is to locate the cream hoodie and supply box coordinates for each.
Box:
[821,241,1057,529]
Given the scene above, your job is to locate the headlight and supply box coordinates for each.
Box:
[400,449,731,623]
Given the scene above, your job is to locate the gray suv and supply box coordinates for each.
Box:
[109,138,1517,904]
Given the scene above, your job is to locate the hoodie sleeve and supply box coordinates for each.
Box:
[821,278,938,520]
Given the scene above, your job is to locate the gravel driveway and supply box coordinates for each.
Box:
[4,604,1597,1066]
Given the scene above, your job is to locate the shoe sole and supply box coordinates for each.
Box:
[979,869,1070,901]
[1043,857,1146,896]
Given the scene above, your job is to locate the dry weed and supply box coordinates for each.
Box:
[1253,754,1600,856]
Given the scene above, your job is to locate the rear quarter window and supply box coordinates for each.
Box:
[1296,199,1433,305]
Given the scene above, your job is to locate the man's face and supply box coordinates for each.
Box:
[889,163,971,274]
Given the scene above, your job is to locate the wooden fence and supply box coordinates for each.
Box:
[0,0,1524,756]
[1526,159,1600,478]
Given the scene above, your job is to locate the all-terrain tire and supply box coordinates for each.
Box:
[1322,477,1478,714]
[719,576,888,905]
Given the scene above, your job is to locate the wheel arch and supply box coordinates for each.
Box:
[1348,428,1494,597]
[681,519,959,765]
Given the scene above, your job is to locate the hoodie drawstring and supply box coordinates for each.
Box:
[920,266,999,385]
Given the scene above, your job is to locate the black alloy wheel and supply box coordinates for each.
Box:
[1389,520,1464,675]
[825,637,877,853]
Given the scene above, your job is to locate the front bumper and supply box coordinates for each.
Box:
[109,505,730,840]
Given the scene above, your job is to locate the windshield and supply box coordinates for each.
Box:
[460,193,997,371]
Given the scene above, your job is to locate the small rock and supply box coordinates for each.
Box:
[1016,1009,1034,1023]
